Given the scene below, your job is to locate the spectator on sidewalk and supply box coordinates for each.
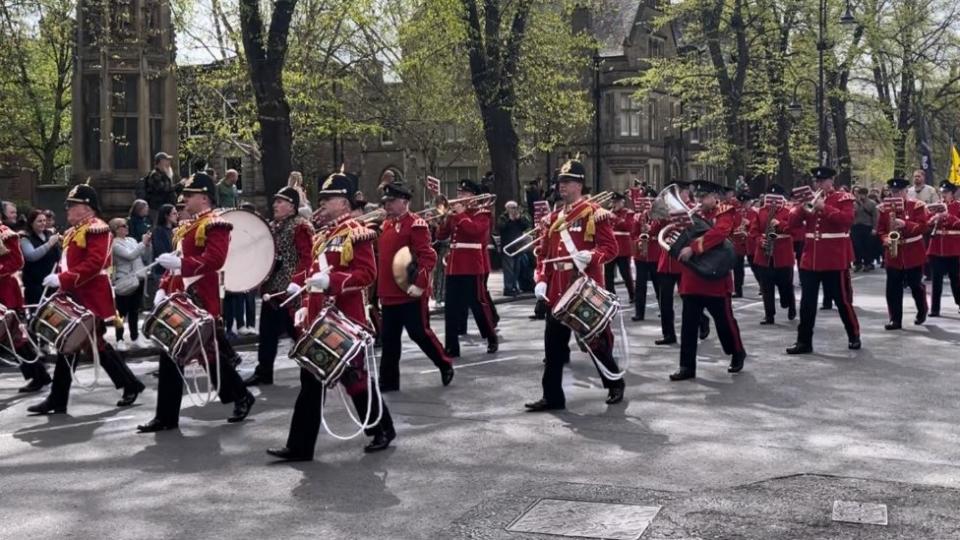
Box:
[217,169,240,209]
[143,152,178,224]
[2,201,19,229]
[852,187,877,272]
[19,209,60,307]
[147,204,177,308]
[110,218,152,350]
[498,201,530,296]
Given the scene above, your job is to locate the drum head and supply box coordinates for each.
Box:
[217,209,276,293]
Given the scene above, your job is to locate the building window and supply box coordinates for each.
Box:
[648,37,664,58]
[651,163,662,187]
[438,166,478,198]
[380,129,394,146]
[444,124,467,143]
[82,75,101,170]
[111,74,139,170]
[618,94,642,137]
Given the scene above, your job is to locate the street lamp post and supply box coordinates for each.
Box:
[593,52,602,194]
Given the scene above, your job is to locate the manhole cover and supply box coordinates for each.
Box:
[831,500,888,526]
[506,498,661,540]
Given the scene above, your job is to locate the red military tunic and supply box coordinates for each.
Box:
[612,208,635,258]
[57,216,115,320]
[288,217,315,288]
[743,206,759,260]
[305,214,377,325]
[437,208,490,276]
[0,226,25,309]
[159,209,232,319]
[876,199,928,270]
[632,216,664,263]
[750,205,796,268]
[378,212,437,306]
[927,201,960,257]
[789,190,855,271]
[534,198,617,306]
[678,204,736,297]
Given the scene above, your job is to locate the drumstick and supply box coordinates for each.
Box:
[279,287,308,308]
[262,291,288,302]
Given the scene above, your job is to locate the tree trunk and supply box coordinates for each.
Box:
[829,94,852,186]
[479,106,519,213]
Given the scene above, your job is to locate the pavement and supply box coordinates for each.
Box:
[1,270,959,539]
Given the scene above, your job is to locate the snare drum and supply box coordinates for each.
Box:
[30,293,96,354]
[289,307,371,387]
[551,276,619,341]
[143,293,216,365]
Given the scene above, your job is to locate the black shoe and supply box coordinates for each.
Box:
[788,305,797,320]
[26,397,65,415]
[915,311,927,325]
[759,318,775,325]
[699,324,710,340]
[136,418,177,433]
[884,321,902,331]
[486,340,498,354]
[848,338,861,350]
[631,315,644,321]
[18,379,48,394]
[929,311,940,317]
[243,373,272,387]
[444,348,460,358]
[669,370,695,381]
[786,343,813,355]
[364,427,396,453]
[266,447,312,462]
[440,366,455,387]
[524,398,564,412]
[728,352,746,373]
[227,392,256,423]
[605,386,624,405]
[117,381,146,407]
[528,314,545,321]
[380,382,399,393]
[655,336,677,345]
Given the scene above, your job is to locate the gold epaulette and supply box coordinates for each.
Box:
[86,219,110,235]
[836,192,856,203]
[412,217,429,228]
[593,207,613,222]
[203,217,234,232]
[349,221,377,243]
[715,202,736,216]
[0,229,19,243]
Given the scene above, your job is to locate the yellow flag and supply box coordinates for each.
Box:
[950,145,960,186]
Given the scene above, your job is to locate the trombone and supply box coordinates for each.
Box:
[501,191,613,257]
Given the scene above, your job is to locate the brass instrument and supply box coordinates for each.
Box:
[638,211,650,259]
[804,189,825,212]
[651,183,701,250]
[928,203,947,237]
[392,246,416,290]
[762,199,782,262]
[886,200,901,258]
[357,208,386,225]
[446,193,497,211]
[502,192,612,257]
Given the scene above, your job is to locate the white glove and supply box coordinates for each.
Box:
[294,307,308,327]
[534,281,548,300]
[157,252,182,270]
[42,274,60,289]
[572,250,593,268]
[407,284,424,297]
[154,289,168,304]
[307,272,330,291]
[286,282,302,296]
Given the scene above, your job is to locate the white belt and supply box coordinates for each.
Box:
[934,230,960,236]
[772,234,791,239]
[552,263,574,271]
[450,243,482,249]
[614,232,631,236]
[805,232,849,239]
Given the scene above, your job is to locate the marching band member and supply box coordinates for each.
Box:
[727,188,750,298]
[749,184,797,324]
[138,173,255,432]
[28,184,145,414]
[876,178,929,329]
[0,221,51,393]
[377,180,454,392]
[786,167,861,354]
[525,159,624,411]
[670,181,747,381]
[437,179,498,357]
[927,181,960,316]
[631,188,661,321]
[605,192,635,302]
[244,187,314,386]
[268,172,395,460]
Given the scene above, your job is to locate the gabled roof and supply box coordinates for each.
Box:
[594,0,642,57]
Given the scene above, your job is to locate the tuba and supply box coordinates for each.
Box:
[649,184,735,280]
[391,246,418,290]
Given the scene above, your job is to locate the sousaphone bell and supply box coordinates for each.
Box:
[392,246,419,290]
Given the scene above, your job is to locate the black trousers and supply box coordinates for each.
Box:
[756,265,796,320]
[115,283,144,341]
[532,298,548,319]
[379,298,451,391]
[885,266,927,324]
[542,314,623,407]
[796,269,860,345]
[657,273,709,339]
[604,256,635,301]
[254,301,298,383]
[679,295,745,373]
[153,326,246,425]
[633,260,660,319]
[793,241,804,266]
[15,341,50,384]
[286,367,393,456]
[929,256,960,314]
[851,224,874,267]
[733,255,745,295]
[48,322,142,408]
[445,274,497,355]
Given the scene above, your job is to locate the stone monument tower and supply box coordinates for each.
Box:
[71,0,178,215]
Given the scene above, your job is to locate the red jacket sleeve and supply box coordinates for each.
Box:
[692,209,735,255]
[451,211,489,237]
[590,213,618,266]
[181,225,229,278]
[905,203,928,236]
[292,221,314,286]
[0,234,24,277]
[821,197,855,229]
[411,219,437,290]
[328,237,377,295]
[59,232,110,291]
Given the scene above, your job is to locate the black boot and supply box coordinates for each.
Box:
[728,351,746,373]
[117,381,146,407]
[227,391,256,423]
[27,396,66,415]
[785,343,813,355]
[440,365,455,387]
[136,418,178,433]
[266,447,312,461]
[364,426,396,453]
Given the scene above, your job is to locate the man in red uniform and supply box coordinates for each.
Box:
[0,223,51,393]
[437,179,498,356]
[28,184,145,414]
[786,167,861,354]
[137,173,255,432]
[604,192,635,302]
[749,185,797,324]
[928,181,960,316]
[377,180,454,392]
[670,181,747,381]
[244,187,314,386]
[631,189,661,321]
[876,177,929,329]
[268,172,395,460]
[726,188,751,298]
[525,159,624,411]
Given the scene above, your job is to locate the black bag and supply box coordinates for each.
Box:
[668,216,737,280]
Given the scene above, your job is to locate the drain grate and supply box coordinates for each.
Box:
[831,500,889,526]
[506,498,661,540]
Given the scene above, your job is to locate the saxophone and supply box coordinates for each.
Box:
[887,203,900,259]
[763,206,778,261]
[638,211,650,259]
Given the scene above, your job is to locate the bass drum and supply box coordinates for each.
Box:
[217,208,276,293]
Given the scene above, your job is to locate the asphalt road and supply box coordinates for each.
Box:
[1,271,958,539]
